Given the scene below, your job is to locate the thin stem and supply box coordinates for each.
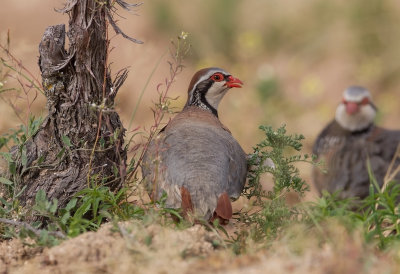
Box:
[0,217,66,239]
[87,109,104,187]
[0,44,43,93]
[128,50,166,130]
[382,143,400,192]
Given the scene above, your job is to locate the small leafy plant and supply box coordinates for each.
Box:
[0,185,146,246]
[245,124,313,202]
[232,124,317,247]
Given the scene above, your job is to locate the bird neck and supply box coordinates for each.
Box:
[349,123,374,136]
[331,120,373,137]
[185,88,219,117]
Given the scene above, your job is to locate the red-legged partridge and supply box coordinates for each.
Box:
[313,86,400,199]
[142,67,247,222]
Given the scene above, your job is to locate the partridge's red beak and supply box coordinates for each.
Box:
[225,75,243,88]
[345,102,359,115]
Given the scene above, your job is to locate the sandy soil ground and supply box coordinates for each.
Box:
[1,220,399,274]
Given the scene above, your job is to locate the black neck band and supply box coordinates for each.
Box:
[187,83,219,117]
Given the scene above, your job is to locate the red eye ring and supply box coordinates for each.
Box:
[343,97,370,105]
[211,72,224,82]
[360,97,369,105]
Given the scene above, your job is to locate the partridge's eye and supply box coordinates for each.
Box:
[360,97,369,105]
[211,73,224,82]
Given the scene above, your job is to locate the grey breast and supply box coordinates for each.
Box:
[142,114,247,219]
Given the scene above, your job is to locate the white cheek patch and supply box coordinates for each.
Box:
[205,82,229,110]
[335,103,376,131]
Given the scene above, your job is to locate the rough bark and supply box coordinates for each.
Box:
[14,0,140,208]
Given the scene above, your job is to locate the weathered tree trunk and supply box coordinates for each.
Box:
[15,0,139,208]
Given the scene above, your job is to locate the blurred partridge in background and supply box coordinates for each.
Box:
[313,86,400,200]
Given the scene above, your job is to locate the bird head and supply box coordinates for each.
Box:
[335,86,377,131]
[185,67,243,116]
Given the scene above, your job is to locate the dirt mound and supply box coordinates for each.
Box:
[1,222,218,274]
[0,238,43,273]
[2,220,400,274]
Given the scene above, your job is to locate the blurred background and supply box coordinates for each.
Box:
[1,0,400,199]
